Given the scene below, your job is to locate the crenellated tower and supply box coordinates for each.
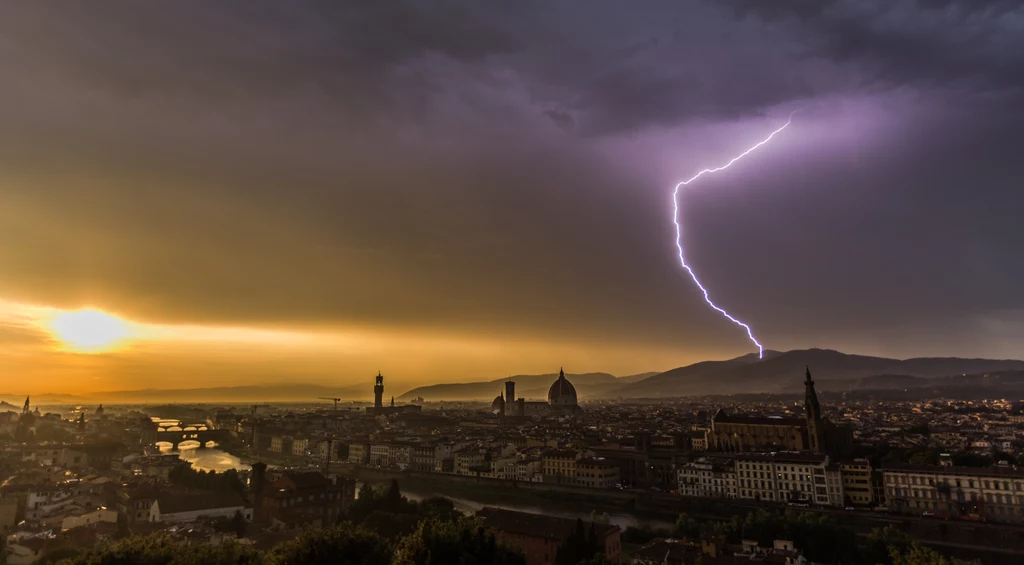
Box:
[374,372,385,409]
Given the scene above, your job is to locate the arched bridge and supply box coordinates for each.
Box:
[155,422,232,449]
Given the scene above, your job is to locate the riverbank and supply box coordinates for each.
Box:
[336,465,674,527]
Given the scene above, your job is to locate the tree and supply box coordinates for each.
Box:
[555,519,600,565]
[362,510,421,539]
[34,547,80,564]
[890,543,979,565]
[674,512,702,538]
[392,518,525,565]
[231,510,248,538]
[386,480,403,513]
[418,497,460,523]
[63,535,262,565]
[266,523,392,565]
[862,526,918,565]
[117,512,130,538]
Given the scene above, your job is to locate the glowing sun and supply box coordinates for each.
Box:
[50,308,131,352]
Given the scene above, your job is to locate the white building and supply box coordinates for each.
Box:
[150,494,251,523]
[291,437,309,457]
[348,442,368,464]
[369,443,391,467]
[515,458,543,482]
[734,453,836,506]
[678,457,737,499]
[883,464,1024,523]
[26,487,76,520]
[269,435,285,453]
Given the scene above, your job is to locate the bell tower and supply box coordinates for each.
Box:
[804,366,823,453]
[374,372,385,409]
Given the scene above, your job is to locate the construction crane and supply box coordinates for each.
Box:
[319,397,341,410]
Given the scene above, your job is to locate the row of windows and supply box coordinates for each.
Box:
[887,474,1022,491]
[889,487,1023,505]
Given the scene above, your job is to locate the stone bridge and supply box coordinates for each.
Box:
[155,422,232,449]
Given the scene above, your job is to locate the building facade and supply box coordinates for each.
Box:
[883,465,1024,523]
[735,453,836,506]
[678,457,737,499]
[841,459,874,506]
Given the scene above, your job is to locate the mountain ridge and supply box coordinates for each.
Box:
[616,348,1024,398]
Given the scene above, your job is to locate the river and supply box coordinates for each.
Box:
[153,429,663,529]
[168,445,251,472]
[154,417,251,472]
[397,486,666,530]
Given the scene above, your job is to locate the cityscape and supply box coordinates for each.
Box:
[3,2,1024,565]
[8,355,1024,564]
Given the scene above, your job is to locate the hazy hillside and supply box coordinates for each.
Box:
[0,393,85,406]
[615,352,777,397]
[397,372,632,401]
[617,349,1024,398]
[616,372,660,384]
[78,384,369,404]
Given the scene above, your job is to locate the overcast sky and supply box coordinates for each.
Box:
[2,1,1022,394]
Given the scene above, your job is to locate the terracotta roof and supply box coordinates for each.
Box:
[275,471,329,490]
[713,414,804,426]
[155,494,244,515]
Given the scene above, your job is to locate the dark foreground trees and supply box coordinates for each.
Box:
[59,535,262,565]
[265,523,393,565]
[60,519,525,565]
[393,518,526,565]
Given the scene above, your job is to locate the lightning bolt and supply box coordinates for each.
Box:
[673,114,794,359]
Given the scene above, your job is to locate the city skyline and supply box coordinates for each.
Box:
[3,2,1023,393]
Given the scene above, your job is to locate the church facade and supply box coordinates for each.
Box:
[708,367,851,457]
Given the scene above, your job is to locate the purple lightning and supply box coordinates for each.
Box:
[672,115,794,359]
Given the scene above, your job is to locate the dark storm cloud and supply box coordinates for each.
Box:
[720,0,1024,98]
[543,109,576,132]
[1,0,1023,364]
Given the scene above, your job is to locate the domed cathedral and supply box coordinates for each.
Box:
[548,368,581,412]
[491,391,506,415]
[496,369,581,418]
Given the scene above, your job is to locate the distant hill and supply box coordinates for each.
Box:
[615,372,660,384]
[616,349,1024,398]
[78,384,369,404]
[397,372,644,402]
[0,393,85,406]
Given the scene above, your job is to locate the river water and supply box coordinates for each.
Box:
[153,417,252,473]
[398,486,665,530]
[156,444,251,472]
[154,437,663,529]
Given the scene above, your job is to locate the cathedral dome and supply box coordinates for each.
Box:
[547,368,578,407]
[491,394,506,414]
